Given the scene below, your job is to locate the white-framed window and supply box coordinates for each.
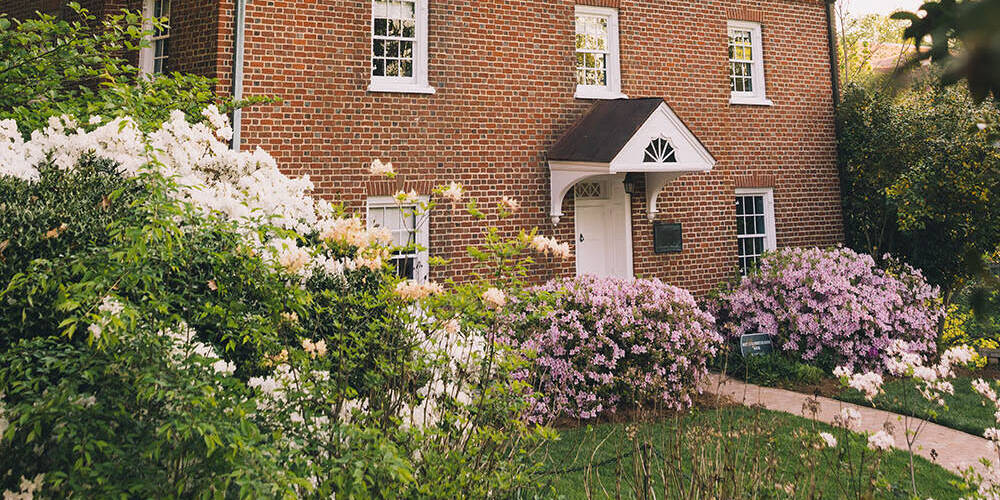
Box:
[139,0,171,75]
[368,0,434,94]
[727,21,771,106]
[574,5,625,100]
[367,197,430,282]
[735,188,776,275]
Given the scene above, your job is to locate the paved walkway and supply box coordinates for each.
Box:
[703,373,994,476]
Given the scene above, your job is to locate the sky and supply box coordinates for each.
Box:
[841,0,926,17]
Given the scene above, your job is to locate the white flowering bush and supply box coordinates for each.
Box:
[0,91,572,496]
[824,343,981,498]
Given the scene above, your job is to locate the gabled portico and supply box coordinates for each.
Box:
[547,98,716,278]
[548,98,717,225]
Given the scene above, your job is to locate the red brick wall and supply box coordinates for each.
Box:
[214,0,843,293]
[5,0,845,295]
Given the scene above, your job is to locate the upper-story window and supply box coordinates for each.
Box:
[369,0,434,94]
[727,21,771,106]
[574,5,625,100]
[139,0,171,75]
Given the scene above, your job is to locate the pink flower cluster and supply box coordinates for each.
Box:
[503,276,721,422]
[716,247,943,372]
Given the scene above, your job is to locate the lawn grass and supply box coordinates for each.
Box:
[837,376,994,437]
[537,406,962,499]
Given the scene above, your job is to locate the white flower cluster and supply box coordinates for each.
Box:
[269,238,312,275]
[500,196,519,211]
[87,296,125,340]
[482,287,507,309]
[395,280,444,301]
[301,338,327,358]
[836,342,977,407]
[401,319,486,429]
[0,393,9,437]
[369,159,395,177]
[0,110,407,282]
[972,379,1000,456]
[527,235,572,260]
[834,366,884,401]
[833,407,862,431]
[867,429,894,451]
[162,322,235,376]
[818,431,837,448]
[439,182,464,202]
[316,216,393,274]
[1,474,44,500]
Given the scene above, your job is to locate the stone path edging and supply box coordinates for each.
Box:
[703,373,993,476]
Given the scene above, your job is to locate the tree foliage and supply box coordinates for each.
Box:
[837,76,1000,308]
[893,0,1000,102]
[0,3,267,135]
[834,4,909,85]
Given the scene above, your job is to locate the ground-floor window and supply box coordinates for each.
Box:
[366,197,429,282]
[735,188,776,275]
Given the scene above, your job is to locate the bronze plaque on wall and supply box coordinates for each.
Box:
[653,222,682,254]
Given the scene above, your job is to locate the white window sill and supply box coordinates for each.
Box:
[575,87,628,100]
[729,95,773,106]
[368,81,436,95]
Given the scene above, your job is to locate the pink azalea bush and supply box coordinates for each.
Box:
[714,247,944,372]
[503,276,722,422]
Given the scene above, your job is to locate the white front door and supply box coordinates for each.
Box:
[574,176,633,279]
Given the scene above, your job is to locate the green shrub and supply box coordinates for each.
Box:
[0,130,551,498]
[715,351,826,388]
[0,6,556,497]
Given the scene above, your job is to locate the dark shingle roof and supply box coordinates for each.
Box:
[547,98,663,163]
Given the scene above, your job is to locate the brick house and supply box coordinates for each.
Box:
[4,0,845,294]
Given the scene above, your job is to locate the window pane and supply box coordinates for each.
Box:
[374,18,387,36]
[402,20,415,37]
[401,1,415,19]
[575,12,612,88]
[373,58,385,76]
[401,59,413,77]
[373,40,385,56]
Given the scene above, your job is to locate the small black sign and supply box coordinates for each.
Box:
[740,333,774,357]
[653,222,682,254]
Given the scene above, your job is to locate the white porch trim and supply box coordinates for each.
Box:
[548,102,716,225]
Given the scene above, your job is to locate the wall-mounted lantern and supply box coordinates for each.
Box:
[623,172,642,195]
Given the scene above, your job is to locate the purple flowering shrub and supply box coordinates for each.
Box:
[714,247,944,372]
[502,276,721,422]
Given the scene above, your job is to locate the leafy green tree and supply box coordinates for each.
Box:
[0,2,265,135]
[838,76,1000,317]
[835,3,909,85]
[893,0,1000,102]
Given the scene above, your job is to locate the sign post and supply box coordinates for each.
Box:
[740,333,774,357]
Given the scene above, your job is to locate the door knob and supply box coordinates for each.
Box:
[579,233,585,243]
